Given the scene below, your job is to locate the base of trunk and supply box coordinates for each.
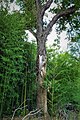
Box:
[43,113,51,120]
[37,86,51,120]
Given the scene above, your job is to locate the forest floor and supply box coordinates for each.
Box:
[3,117,22,120]
[3,117,40,120]
[2,112,80,120]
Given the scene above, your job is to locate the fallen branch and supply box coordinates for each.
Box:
[22,108,42,120]
[11,100,27,120]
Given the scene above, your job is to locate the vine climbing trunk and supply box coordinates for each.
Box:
[36,38,50,120]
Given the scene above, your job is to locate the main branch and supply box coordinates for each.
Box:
[35,0,43,34]
[44,6,76,39]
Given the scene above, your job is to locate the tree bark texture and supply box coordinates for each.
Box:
[36,38,50,119]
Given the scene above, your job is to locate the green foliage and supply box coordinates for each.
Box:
[46,48,80,117]
[16,0,80,41]
[0,9,36,118]
[16,0,37,29]
[48,1,80,41]
[1,0,80,41]
[0,0,80,119]
[68,38,80,58]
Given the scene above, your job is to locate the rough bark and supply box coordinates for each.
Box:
[36,38,50,120]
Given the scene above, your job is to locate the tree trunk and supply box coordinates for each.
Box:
[36,39,50,120]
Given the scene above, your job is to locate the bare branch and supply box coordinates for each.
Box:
[11,100,27,120]
[41,0,53,17]
[44,6,76,40]
[11,105,27,120]
[29,29,37,39]
[22,108,42,120]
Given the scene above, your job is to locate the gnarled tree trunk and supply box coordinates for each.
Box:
[36,39,50,120]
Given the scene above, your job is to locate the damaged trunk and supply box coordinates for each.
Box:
[36,39,50,120]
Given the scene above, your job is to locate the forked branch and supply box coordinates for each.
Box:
[44,6,76,39]
[11,105,27,120]
[41,0,53,17]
